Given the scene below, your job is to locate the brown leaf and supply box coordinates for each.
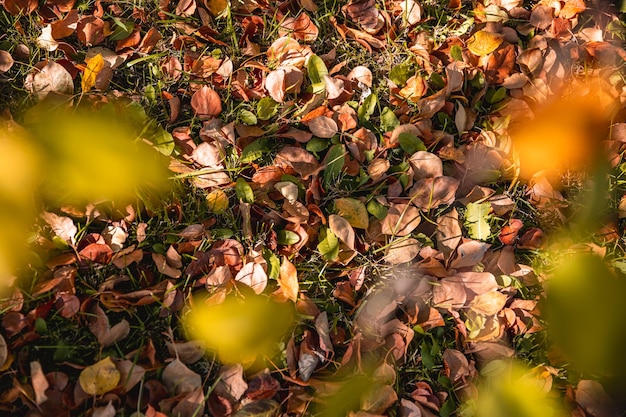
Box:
[467,30,503,56]
[308,116,338,138]
[409,177,459,210]
[343,0,384,34]
[409,151,443,179]
[329,214,356,251]
[575,380,619,417]
[435,209,462,258]
[89,304,130,347]
[275,146,321,179]
[278,256,299,302]
[138,27,162,54]
[399,75,427,102]
[191,85,222,118]
[530,4,553,30]
[175,0,196,16]
[166,340,206,364]
[468,290,507,316]
[115,360,146,392]
[0,50,14,73]
[384,238,421,264]
[191,141,222,167]
[347,65,372,87]
[450,240,489,269]
[162,358,202,395]
[31,361,49,404]
[381,203,421,236]
[498,219,523,245]
[76,16,108,46]
[0,334,7,369]
[79,243,113,264]
[152,253,182,279]
[280,13,319,43]
[215,364,248,402]
[51,9,79,39]
[2,0,38,15]
[442,349,471,384]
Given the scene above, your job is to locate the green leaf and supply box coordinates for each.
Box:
[486,87,507,104]
[236,178,254,203]
[263,249,281,280]
[450,44,463,62]
[241,139,268,163]
[149,127,175,156]
[367,198,388,220]
[277,230,300,245]
[358,93,377,122]
[465,202,491,240]
[212,228,234,239]
[239,109,257,125]
[323,144,346,188]
[380,107,399,132]
[306,137,329,153]
[389,62,412,85]
[317,225,339,261]
[307,54,328,85]
[398,132,426,154]
[257,97,278,120]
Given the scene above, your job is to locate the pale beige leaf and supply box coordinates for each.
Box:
[30,361,49,405]
[409,151,443,179]
[166,340,206,364]
[329,214,356,250]
[115,360,146,393]
[368,158,389,181]
[381,203,421,236]
[347,65,372,87]
[25,61,74,100]
[191,141,222,167]
[266,69,286,103]
[0,50,14,73]
[235,262,267,294]
[40,211,77,245]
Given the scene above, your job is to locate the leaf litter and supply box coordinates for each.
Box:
[0,0,625,415]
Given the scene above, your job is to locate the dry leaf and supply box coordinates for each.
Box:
[329,214,356,250]
[381,203,421,236]
[308,116,338,138]
[79,357,121,396]
[30,361,49,405]
[468,290,508,316]
[409,151,443,179]
[0,50,14,73]
[40,212,77,245]
[278,256,299,302]
[191,85,222,117]
[25,61,74,100]
[82,53,105,92]
[335,198,369,229]
[384,238,421,264]
[467,30,503,56]
[234,262,267,294]
[162,358,202,395]
[280,13,319,43]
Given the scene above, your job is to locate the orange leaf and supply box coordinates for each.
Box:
[191,85,222,117]
[467,30,503,56]
[278,256,299,302]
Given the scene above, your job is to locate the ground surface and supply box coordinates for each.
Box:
[0,0,626,416]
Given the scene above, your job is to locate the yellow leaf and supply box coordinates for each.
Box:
[82,53,105,93]
[398,75,427,103]
[79,357,120,395]
[206,189,229,214]
[467,30,503,56]
[205,0,228,16]
[334,198,369,229]
[278,256,298,302]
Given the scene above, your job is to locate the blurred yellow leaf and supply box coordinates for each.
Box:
[206,0,228,16]
[82,53,104,92]
[79,357,120,395]
[467,30,503,56]
[184,293,294,367]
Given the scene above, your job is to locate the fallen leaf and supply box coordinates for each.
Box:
[381,203,421,236]
[25,61,74,100]
[191,85,222,118]
[166,340,206,364]
[115,360,146,392]
[278,256,299,302]
[468,290,508,316]
[384,238,421,264]
[467,30,503,56]
[0,50,14,73]
[465,202,491,241]
[82,53,105,92]
[30,361,49,404]
[280,12,319,43]
[499,219,523,245]
[79,357,121,396]
[235,261,267,294]
[162,358,202,395]
[40,212,77,245]
[308,116,338,138]
[409,151,443,179]
[335,198,369,229]
[329,214,356,250]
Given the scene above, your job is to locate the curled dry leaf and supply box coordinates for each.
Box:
[234,261,267,294]
[191,85,222,117]
[280,13,319,43]
[40,212,77,245]
[368,158,390,181]
[0,50,14,73]
[347,65,372,87]
[37,25,58,52]
[76,16,108,46]
[25,61,74,100]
